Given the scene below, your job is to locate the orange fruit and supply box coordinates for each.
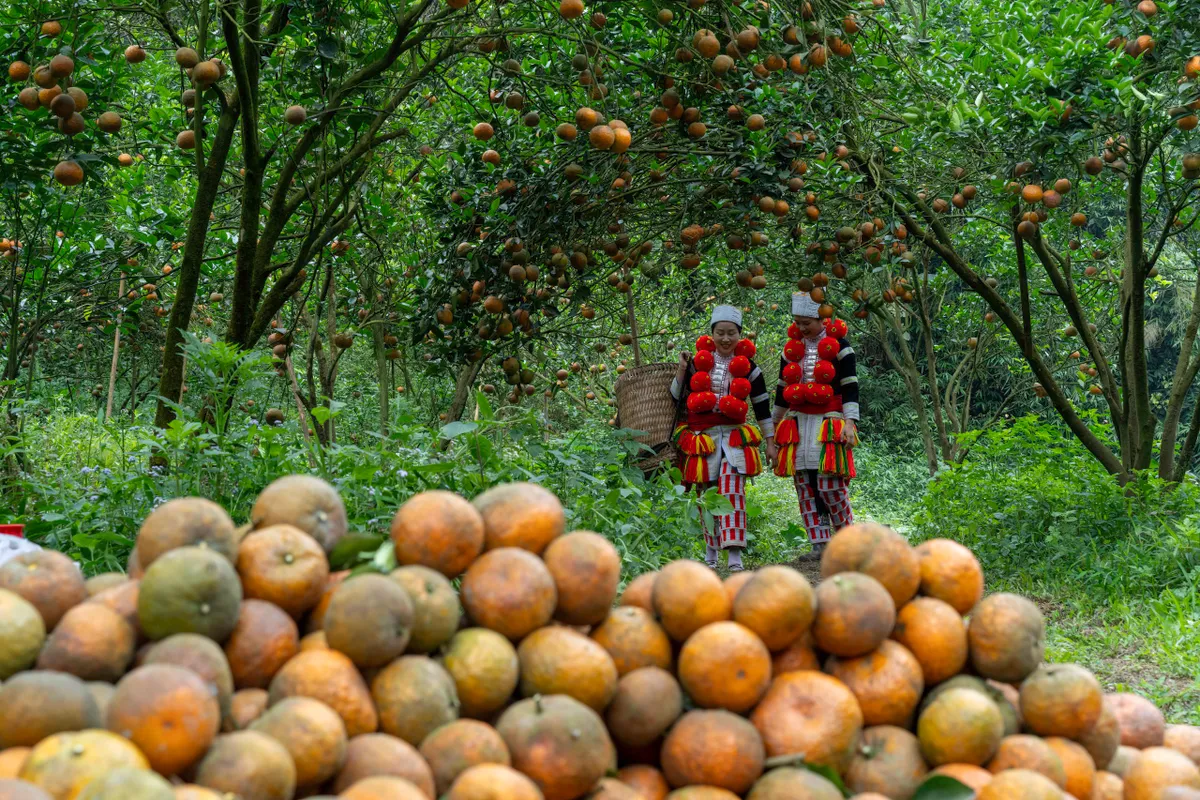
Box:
[617,766,669,800]
[445,764,543,800]
[1123,747,1200,800]
[732,566,815,651]
[229,689,268,730]
[106,664,221,776]
[914,539,984,614]
[460,548,556,640]
[930,763,993,791]
[517,626,618,712]
[723,570,756,605]
[590,778,640,799]
[986,735,1067,787]
[299,631,327,651]
[390,566,460,654]
[1045,736,1096,799]
[771,631,820,674]
[135,497,237,568]
[543,531,620,625]
[84,574,126,597]
[390,491,485,579]
[249,474,348,554]
[333,733,435,796]
[19,730,149,799]
[192,731,296,800]
[85,684,114,721]
[890,596,967,685]
[223,599,298,690]
[76,768,175,799]
[844,725,928,798]
[976,768,1064,800]
[1165,724,1200,765]
[0,590,46,680]
[250,697,347,789]
[371,655,459,746]
[1109,692,1166,749]
[268,649,378,736]
[590,606,672,675]
[604,667,683,748]
[1109,746,1139,777]
[678,622,770,713]
[419,720,510,795]
[1020,664,1102,740]
[441,628,520,719]
[661,710,764,795]
[496,695,615,800]
[237,525,328,618]
[821,522,920,607]
[324,574,413,668]
[138,547,242,642]
[340,776,427,799]
[306,570,349,634]
[652,560,731,642]
[1091,770,1124,800]
[812,572,896,658]
[0,778,51,800]
[85,581,140,634]
[0,672,102,748]
[1078,698,1121,771]
[827,639,924,727]
[664,789,739,800]
[746,767,843,799]
[473,482,565,554]
[620,572,657,610]
[37,603,134,683]
[967,593,1045,683]
[917,686,1005,766]
[0,749,31,779]
[750,671,863,772]
[0,550,87,630]
[141,634,234,724]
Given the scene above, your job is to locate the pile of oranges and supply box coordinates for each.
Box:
[0,477,1198,800]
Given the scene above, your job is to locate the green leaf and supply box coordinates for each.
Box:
[329,533,386,570]
[440,420,478,439]
[912,775,974,800]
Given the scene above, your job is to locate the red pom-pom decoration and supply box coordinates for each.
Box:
[813,360,836,384]
[687,391,718,414]
[787,323,803,340]
[783,384,805,404]
[817,336,841,359]
[719,395,748,422]
[783,339,805,363]
[802,382,822,403]
[729,355,752,378]
[782,362,803,384]
[730,377,751,400]
[735,339,757,358]
[695,335,716,352]
[693,350,715,372]
[690,372,712,393]
[825,318,848,339]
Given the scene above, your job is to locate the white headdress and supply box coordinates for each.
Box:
[710,305,743,329]
[792,291,820,318]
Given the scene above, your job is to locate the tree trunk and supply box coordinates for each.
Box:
[1122,139,1155,472]
[1158,263,1200,478]
[917,280,951,461]
[105,273,126,422]
[447,358,486,423]
[1174,394,1200,482]
[626,290,643,367]
[875,312,939,476]
[373,325,390,436]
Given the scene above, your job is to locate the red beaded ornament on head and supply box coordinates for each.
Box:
[781,318,844,405]
[687,334,755,422]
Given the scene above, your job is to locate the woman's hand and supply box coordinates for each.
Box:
[676,351,690,380]
[765,440,778,468]
[840,420,858,445]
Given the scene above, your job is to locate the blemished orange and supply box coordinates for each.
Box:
[371,655,460,746]
[985,735,1067,787]
[0,671,102,749]
[268,649,378,737]
[917,686,1005,766]
[744,766,844,799]
[617,765,670,800]
[605,666,683,748]
[389,565,461,654]
[967,592,1045,683]
[1165,724,1200,764]
[770,630,820,674]
[223,599,298,690]
[1109,692,1166,749]
[821,522,920,607]
[914,539,984,614]
[811,572,896,658]
[336,776,428,800]
[192,731,296,800]
[679,622,771,713]
[36,602,135,682]
[652,560,731,642]
[441,628,520,720]
[750,671,864,772]
[495,694,615,800]
[106,664,221,777]
[1091,770,1124,800]
[390,490,485,579]
[1019,663,1103,739]
[620,572,657,610]
[1045,736,1097,799]
[661,710,764,795]
[826,639,924,727]
[19,730,149,798]
[1123,747,1200,800]
[930,763,993,791]
[0,550,87,630]
[419,720,511,795]
[445,763,543,800]
[844,725,928,799]
[517,626,618,712]
[473,482,565,554]
[332,733,435,795]
[723,570,755,605]
[890,596,968,685]
[543,531,620,626]
[976,768,1064,800]
[460,548,557,641]
[249,697,348,789]
[732,566,815,651]
[590,605,673,675]
[236,524,328,618]
[229,688,268,729]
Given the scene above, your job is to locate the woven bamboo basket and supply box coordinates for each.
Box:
[614,362,679,470]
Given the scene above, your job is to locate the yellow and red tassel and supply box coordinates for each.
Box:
[673,423,716,485]
[731,424,764,478]
[817,418,857,479]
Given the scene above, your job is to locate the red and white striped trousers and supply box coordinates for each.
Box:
[698,460,747,550]
[793,471,853,544]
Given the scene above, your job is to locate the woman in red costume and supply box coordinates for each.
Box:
[670,305,774,572]
[769,290,860,560]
